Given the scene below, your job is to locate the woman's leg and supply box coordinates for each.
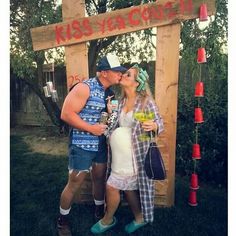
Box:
[124,190,144,223]
[102,184,120,225]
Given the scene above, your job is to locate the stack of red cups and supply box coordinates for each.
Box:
[188,3,208,207]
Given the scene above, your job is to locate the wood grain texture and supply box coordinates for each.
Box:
[62,0,89,90]
[155,23,181,206]
[31,0,215,51]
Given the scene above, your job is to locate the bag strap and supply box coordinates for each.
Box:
[140,96,157,143]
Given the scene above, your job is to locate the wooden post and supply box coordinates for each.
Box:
[62,0,88,90]
[155,24,181,206]
[62,0,92,202]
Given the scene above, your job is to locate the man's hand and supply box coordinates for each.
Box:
[90,124,108,136]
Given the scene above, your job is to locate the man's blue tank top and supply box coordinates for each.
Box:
[71,77,106,152]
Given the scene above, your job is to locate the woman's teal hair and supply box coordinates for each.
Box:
[131,64,149,92]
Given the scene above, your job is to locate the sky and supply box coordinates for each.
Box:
[1,0,236,235]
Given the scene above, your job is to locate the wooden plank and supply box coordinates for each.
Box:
[62,0,89,90]
[155,23,181,206]
[154,195,168,206]
[154,179,168,195]
[31,0,216,51]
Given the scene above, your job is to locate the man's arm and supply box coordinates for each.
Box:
[61,83,106,136]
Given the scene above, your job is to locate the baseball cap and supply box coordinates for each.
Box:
[97,53,127,72]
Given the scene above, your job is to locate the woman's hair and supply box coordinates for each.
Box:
[121,66,154,106]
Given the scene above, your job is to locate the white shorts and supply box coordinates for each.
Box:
[107,172,138,191]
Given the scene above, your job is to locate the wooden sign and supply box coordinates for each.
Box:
[31,0,216,51]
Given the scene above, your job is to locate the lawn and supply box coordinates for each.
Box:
[10,134,227,236]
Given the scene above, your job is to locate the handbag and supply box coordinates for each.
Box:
[144,131,166,180]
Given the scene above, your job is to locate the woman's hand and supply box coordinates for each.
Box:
[141,120,158,132]
[106,96,113,114]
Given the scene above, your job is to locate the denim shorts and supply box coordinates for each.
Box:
[68,145,108,172]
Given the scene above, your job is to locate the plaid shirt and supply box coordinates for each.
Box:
[107,95,164,222]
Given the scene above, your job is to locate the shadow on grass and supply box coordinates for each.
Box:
[10,135,227,236]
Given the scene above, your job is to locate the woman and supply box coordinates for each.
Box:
[91,64,164,234]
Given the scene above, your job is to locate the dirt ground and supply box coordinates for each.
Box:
[10,126,68,156]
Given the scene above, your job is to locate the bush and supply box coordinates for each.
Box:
[176,62,227,186]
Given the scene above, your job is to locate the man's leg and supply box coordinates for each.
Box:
[91,162,107,219]
[60,170,88,210]
[57,170,88,236]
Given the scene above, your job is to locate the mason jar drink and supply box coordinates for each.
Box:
[99,112,108,124]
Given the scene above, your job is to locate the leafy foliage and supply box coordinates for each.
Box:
[10,0,63,78]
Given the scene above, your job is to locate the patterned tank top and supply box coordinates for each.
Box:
[70,77,106,151]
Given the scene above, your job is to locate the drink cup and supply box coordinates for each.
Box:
[188,190,198,206]
[197,48,207,63]
[190,173,199,190]
[199,4,208,21]
[194,107,204,123]
[195,82,204,97]
[192,144,201,159]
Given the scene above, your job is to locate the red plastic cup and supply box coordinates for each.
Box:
[195,82,204,97]
[192,144,201,159]
[194,107,204,123]
[197,48,207,63]
[199,4,208,21]
[188,190,198,206]
[190,173,199,190]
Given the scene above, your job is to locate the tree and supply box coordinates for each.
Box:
[10,0,64,126]
[10,0,156,127]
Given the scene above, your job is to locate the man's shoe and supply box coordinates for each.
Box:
[94,204,105,219]
[90,217,117,234]
[57,216,72,236]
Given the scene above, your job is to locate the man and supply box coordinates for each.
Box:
[57,54,126,236]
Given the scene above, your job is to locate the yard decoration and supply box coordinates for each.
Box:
[199,3,209,21]
[195,81,204,97]
[42,63,59,102]
[188,190,198,206]
[192,144,201,160]
[189,2,210,206]
[190,173,199,190]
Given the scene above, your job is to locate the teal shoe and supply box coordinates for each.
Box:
[90,217,117,234]
[124,220,148,234]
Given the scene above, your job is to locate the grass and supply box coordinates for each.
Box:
[10,135,227,236]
